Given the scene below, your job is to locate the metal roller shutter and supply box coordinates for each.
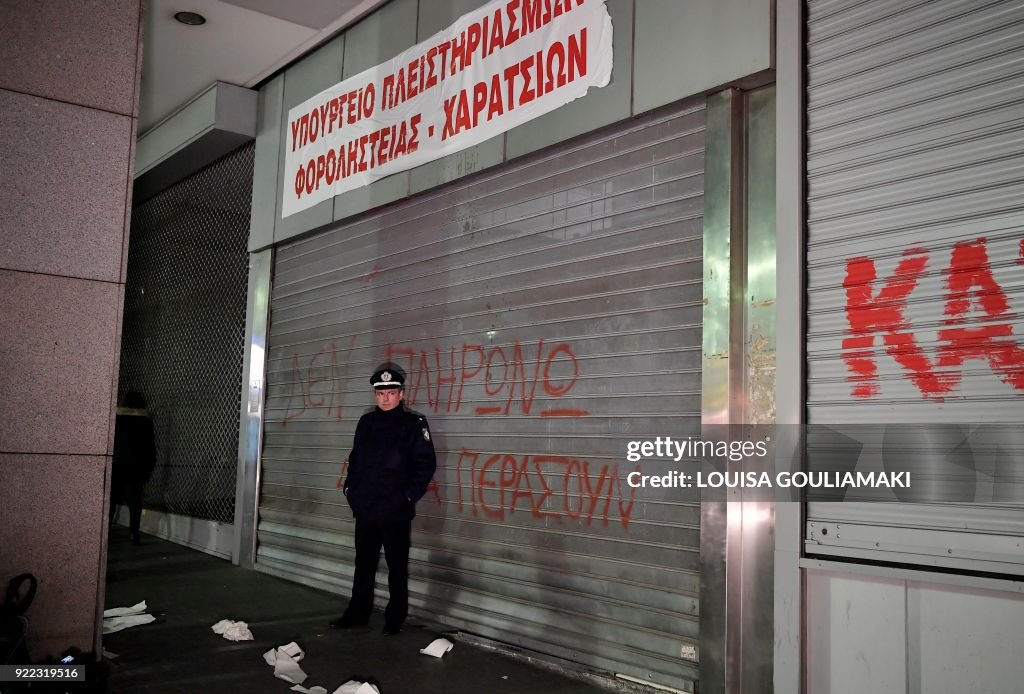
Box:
[258,100,706,690]
[805,0,1024,573]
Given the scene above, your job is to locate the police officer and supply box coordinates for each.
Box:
[330,367,437,634]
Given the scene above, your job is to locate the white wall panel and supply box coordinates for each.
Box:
[806,567,1024,694]
[273,36,344,241]
[633,0,772,114]
[805,571,907,694]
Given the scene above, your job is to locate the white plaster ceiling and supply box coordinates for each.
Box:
[139,0,387,133]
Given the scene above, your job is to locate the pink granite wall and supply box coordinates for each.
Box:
[0,0,143,661]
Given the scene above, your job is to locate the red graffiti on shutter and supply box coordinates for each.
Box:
[842,238,1024,400]
[936,238,1024,392]
[282,337,358,426]
[450,448,637,529]
[842,248,952,399]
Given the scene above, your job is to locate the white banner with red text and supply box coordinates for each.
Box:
[282,0,613,218]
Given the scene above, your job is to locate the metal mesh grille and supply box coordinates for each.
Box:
[118,143,253,523]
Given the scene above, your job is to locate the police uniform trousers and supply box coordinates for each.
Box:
[344,517,412,628]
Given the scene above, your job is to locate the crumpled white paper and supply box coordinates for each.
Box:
[103,601,148,617]
[102,601,156,634]
[263,641,308,685]
[333,681,380,694]
[419,637,454,658]
[211,619,254,641]
[290,685,328,694]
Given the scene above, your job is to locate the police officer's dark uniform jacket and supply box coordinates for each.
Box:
[333,368,436,634]
[343,404,436,523]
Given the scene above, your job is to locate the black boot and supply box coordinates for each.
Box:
[328,613,368,629]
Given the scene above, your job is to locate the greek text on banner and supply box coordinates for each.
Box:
[282,0,614,218]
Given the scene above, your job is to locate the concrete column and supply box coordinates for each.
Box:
[0,0,143,660]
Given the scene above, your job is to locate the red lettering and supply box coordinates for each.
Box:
[844,238,1024,399]
[583,462,612,526]
[325,337,357,420]
[472,80,487,128]
[616,465,638,530]
[503,340,543,415]
[842,248,949,399]
[442,94,458,140]
[488,9,505,55]
[304,160,316,194]
[306,346,327,406]
[436,347,457,413]
[478,454,503,519]
[424,48,438,90]
[546,38,565,91]
[282,353,308,426]
[466,21,482,60]
[456,449,478,513]
[328,99,340,132]
[562,459,583,519]
[408,113,420,154]
[393,68,406,107]
[523,0,542,34]
[362,83,374,118]
[458,344,485,410]
[509,457,538,516]
[506,0,520,43]
[317,102,329,137]
[487,74,505,120]
[936,238,1024,391]
[454,90,472,134]
[567,27,586,83]
[542,343,579,396]
[532,457,557,519]
[453,451,632,528]
[484,347,508,397]
[315,154,326,189]
[519,55,535,105]
[413,350,436,408]
[382,74,394,109]
[407,56,419,100]
[500,455,518,513]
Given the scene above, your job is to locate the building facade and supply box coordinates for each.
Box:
[3,0,1024,691]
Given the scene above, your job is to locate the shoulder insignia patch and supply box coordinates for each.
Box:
[422,428,431,441]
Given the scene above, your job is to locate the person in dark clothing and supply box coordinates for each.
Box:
[110,390,156,545]
[330,367,437,634]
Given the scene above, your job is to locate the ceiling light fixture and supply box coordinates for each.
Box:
[174,11,206,26]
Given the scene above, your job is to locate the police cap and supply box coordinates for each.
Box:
[370,368,404,389]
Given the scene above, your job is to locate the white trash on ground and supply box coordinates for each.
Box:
[263,641,382,693]
[263,641,308,685]
[102,601,156,634]
[334,681,380,694]
[103,601,148,617]
[211,618,254,641]
[419,637,454,658]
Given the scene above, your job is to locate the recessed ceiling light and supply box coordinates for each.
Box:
[174,11,206,26]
